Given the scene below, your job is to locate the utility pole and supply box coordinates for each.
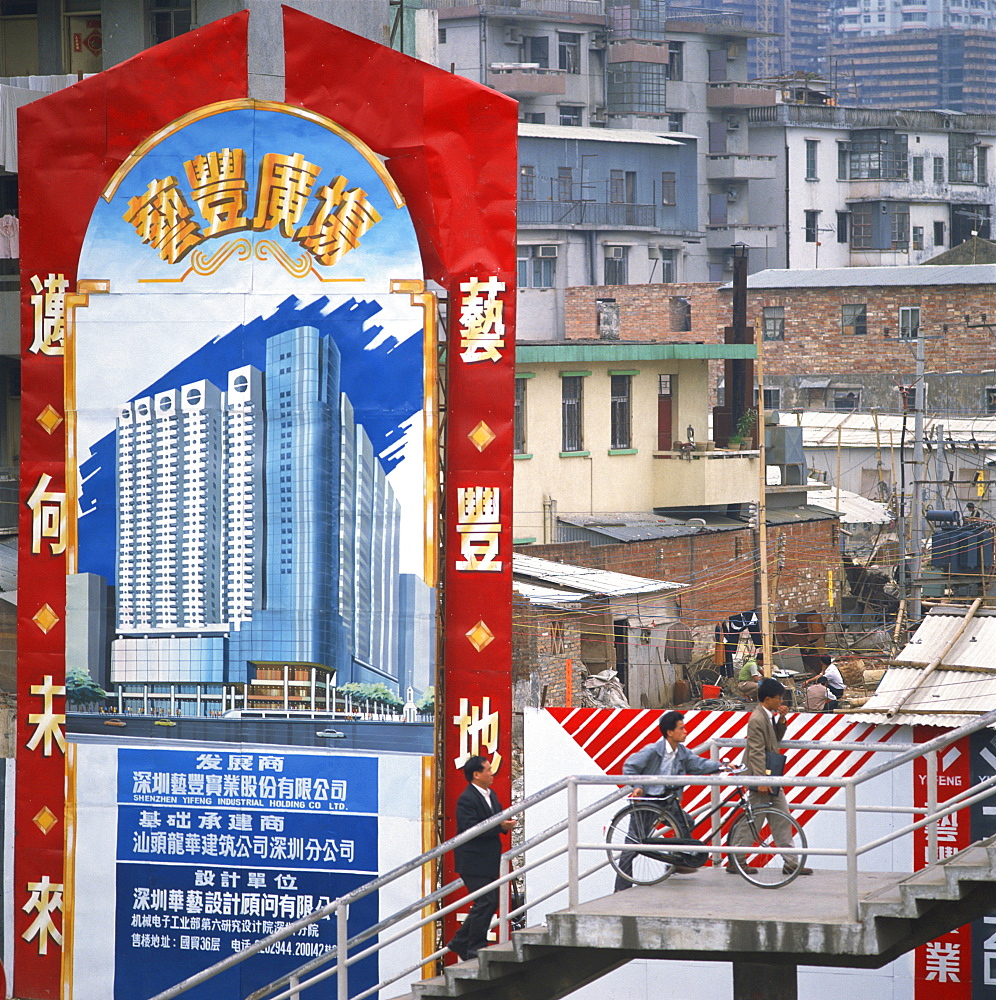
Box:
[910,325,925,625]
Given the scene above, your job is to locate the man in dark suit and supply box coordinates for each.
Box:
[729,677,812,876]
[446,755,517,961]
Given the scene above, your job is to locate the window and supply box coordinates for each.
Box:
[438,27,447,43]
[934,156,945,183]
[562,376,584,452]
[609,169,626,204]
[557,166,574,201]
[559,105,583,126]
[850,130,908,179]
[805,139,819,179]
[610,375,632,449]
[517,247,556,288]
[841,303,867,336]
[805,210,819,242]
[524,35,549,67]
[514,378,527,454]
[519,165,535,201]
[596,298,619,339]
[912,225,924,250]
[837,142,849,180]
[899,305,920,340]
[659,249,677,283]
[558,32,581,73]
[891,207,910,249]
[979,145,989,184]
[660,171,676,205]
[836,211,848,243]
[986,387,996,414]
[912,155,924,180]
[934,220,945,246]
[950,132,977,182]
[763,305,784,341]
[667,112,684,132]
[834,390,860,411]
[763,388,781,410]
[151,0,191,45]
[665,41,683,80]
[604,246,629,284]
[522,112,545,124]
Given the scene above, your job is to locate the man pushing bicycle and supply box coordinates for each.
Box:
[614,710,727,889]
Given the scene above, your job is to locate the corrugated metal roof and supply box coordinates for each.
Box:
[512,581,582,605]
[779,410,996,450]
[806,488,892,524]
[739,264,996,290]
[512,552,683,596]
[519,123,683,146]
[557,512,711,543]
[844,607,996,726]
[894,611,996,670]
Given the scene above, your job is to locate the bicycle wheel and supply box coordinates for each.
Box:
[727,808,808,888]
[606,804,681,886]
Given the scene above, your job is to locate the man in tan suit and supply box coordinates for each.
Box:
[728,677,813,876]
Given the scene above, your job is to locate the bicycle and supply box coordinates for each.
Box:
[605,765,808,889]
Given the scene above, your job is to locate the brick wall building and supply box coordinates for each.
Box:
[514,515,843,657]
[562,266,996,414]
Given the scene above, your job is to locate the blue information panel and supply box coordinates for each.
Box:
[114,748,379,1000]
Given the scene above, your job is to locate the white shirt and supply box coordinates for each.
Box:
[824,663,845,690]
[471,782,494,808]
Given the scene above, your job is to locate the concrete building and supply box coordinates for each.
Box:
[747,104,996,270]
[512,340,761,544]
[827,28,996,114]
[433,0,775,291]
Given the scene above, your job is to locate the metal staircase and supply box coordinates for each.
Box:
[148,710,996,1000]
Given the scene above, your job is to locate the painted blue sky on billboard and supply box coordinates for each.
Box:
[73,104,428,581]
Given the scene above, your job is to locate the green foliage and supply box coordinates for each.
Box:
[416,686,435,712]
[735,407,757,440]
[66,667,108,708]
[339,681,403,709]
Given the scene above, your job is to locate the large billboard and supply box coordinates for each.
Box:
[17,11,516,1000]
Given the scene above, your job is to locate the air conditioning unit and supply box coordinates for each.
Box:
[648,246,661,259]
[727,187,739,202]
[537,245,559,258]
[590,35,607,50]
[727,43,740,60]
[608,246,625,259]
[591,106,607,123]
[726,118,741,130]
[505,27,523,45]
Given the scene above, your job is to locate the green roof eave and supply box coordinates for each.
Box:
[515,343,757,363]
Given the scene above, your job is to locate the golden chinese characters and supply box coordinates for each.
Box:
[124,149,381,270]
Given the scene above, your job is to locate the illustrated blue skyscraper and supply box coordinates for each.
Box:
[110,323,403,692]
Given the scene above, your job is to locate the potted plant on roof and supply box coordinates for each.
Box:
[727,408,757,450]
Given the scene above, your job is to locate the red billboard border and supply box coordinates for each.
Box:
[283,7,518,950]
[17,8,515,996]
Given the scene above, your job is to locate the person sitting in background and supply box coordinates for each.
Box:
[737,651,763,700]
[811,654,845,706]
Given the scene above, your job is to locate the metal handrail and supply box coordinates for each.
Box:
[147,707,996,1000]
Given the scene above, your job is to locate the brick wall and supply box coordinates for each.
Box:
[513,517,842,656]
[739,282,996,377]
[565,283,726,344]
[564,279,996,378]
[512,593,585,714]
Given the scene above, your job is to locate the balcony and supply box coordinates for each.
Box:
[705,224,778,250]
[519,199,657,228]
[607,40,668,64]
[706,83,776,109]
[489,64,566,97]
[705,154,777,181]
[651,449,760,507]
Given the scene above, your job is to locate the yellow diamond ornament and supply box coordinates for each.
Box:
[468,420,496,453]
[36,405,64,435]
[32,604,60,634]
[466,620,495,652]
[33,806,58,835]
